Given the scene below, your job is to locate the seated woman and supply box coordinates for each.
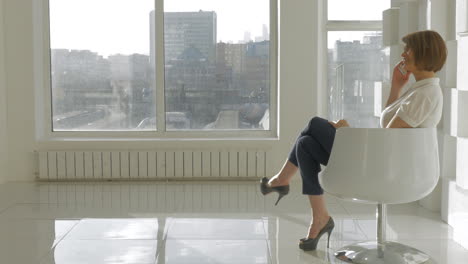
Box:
[260,30,447,251]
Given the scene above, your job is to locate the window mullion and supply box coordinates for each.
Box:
[155,0,166,133]
[318,0,328,117]
[269,0,278,133]
[38,0,53,139]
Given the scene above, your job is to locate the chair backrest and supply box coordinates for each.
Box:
[319,128,439,204]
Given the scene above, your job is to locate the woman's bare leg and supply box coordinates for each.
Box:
[268,159,298,187]
[307,195,330,238]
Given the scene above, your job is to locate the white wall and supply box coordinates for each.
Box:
[3,0,37,181]
[432,0,468,250]
[0,0,9,184]
[2,0,321,181]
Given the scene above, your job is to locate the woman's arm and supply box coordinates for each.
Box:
[386,115,412,128]
[386,89,403,108]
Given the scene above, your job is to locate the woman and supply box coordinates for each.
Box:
[260,30,447,251]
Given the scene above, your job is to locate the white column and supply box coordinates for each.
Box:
[440,40,458,88]
[442,178,468,249]
[457,138,468,189]
[428,0,450,39]
[437,0,468,251]
[453,33,468,187]
[383,8,400,46]
[399,1,420,37]
[0,0,9,185]
[456,0,468,34]
[457,35,468,91]
[446,0,457,41]
[418,0,430,30]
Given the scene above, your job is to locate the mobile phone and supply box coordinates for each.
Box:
[398,63,407,76]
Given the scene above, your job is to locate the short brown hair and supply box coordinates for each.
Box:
[402,30,447,72]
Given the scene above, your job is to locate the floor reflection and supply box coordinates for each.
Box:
[0,182,465,264]
[48,217,271,264]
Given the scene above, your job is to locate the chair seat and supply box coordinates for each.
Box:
[319,128,439,204]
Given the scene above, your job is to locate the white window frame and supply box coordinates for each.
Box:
[319,0,384,118]
[33,0,278,141]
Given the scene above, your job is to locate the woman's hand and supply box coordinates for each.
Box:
[329,119,350,128]
[386,61,412,107]
[391,61,411,92]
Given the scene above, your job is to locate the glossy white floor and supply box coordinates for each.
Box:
[0,181,466,264]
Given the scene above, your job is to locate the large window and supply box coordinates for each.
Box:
[326,0,391,128]
[48,0,274,133]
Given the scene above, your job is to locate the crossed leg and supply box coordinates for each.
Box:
[268,117,336,239]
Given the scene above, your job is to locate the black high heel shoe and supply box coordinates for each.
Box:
[260,177,290,206]
[299,217,335,251]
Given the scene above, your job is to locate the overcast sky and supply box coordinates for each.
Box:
[49,0,390,57]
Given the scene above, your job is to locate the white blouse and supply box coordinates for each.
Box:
[380,78,443,128]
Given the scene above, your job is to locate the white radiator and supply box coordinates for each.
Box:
[37,150,268,181]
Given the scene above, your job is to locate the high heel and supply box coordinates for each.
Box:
[260,177,289,206]
[299,217,335,251]
[274,193,286,206]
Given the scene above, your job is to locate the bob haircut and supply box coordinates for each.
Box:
[402,30,447,73]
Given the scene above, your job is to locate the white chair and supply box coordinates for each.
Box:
[319,128,439,264]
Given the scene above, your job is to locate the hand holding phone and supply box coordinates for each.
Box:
[392,61,410,92]
[398,62,407,76]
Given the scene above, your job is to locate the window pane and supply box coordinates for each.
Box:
[163,0,270,130]
[49,0,156,131]
[327,31,385,128]
[328,0,391,20]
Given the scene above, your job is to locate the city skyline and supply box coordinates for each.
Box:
[50,16,271,131]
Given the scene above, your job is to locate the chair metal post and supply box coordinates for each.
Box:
[377,203,387,258]
[334,202,431,264]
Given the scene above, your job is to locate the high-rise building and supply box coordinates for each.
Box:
[164,11,217,62]
[243,31,252,43]
[262,24,269,41]
[150,10,217,63]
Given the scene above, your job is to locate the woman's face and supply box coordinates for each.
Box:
[401,45,417,73]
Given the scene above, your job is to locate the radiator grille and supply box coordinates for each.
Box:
[38,150,268,181]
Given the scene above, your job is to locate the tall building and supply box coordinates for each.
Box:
[243,31,252,43]
[262,24,269,41]
[164,11,217,62]
[150,10,217,63]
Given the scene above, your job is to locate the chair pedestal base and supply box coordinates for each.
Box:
[334,241,431,264]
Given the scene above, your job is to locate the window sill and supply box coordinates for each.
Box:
[37,136,280,142]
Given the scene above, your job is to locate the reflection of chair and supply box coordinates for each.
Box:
[319,128,439,264]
